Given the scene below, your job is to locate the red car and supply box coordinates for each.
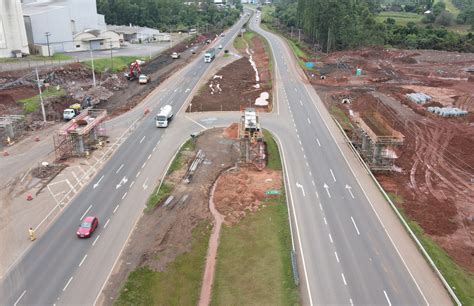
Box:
[76,216,98,238]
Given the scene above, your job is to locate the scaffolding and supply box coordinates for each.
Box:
[353,112,404,171]
[0,115,26,149]
[54,109,107,160]
[238,108,265,170]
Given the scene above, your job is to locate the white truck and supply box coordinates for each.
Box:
[204,48,216,63]
[155,105,174,128]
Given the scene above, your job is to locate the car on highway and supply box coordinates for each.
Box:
[76,216,98,238]
[191,47,197,54]
[171,52,180,59]
[218,44,223,49]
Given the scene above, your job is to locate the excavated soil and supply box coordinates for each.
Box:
[311,47,474,272]
[100,125,282,303]
[213,167,282,225]
[188,33,272,112]
[0,32,218,123]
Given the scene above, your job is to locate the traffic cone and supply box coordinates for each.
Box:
[26,194,33,201]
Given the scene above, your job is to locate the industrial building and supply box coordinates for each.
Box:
[0,0,30,58]
[22,0,111,54]
[107,25,169,43]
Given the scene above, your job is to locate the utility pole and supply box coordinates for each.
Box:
[291,26,293,37]
[109,40,113,71]
[298,28,301,43]
[45,32,51,57]
[35,67,47,122]
[89,48,96,87]
[169,25,173,49]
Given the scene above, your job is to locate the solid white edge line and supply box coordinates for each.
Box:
[302,70,433,304]
[13,290,26,306]
[62,277,73,292]
[79,205,93,221]
[184,115,206,129]
[273,134,314,306]
[79,254,88,267]
[104,218,110,229]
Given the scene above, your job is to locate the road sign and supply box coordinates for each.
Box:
[265,189,281,195]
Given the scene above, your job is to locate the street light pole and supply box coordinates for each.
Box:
[89,48,96,87]
[45,32,51,57]
[35,67,47,122]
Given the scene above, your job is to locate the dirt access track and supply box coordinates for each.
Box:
[100,126,281,303]
[310,47,474,272]
[188,31,273,112]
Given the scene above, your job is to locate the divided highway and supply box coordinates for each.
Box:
[249,10,449,306]
[0,9,451,306]
[0,16,249,305]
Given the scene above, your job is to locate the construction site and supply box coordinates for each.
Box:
[308,47,474,273]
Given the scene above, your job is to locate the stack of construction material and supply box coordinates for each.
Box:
[406,92,432,104]
[427,106,468,117]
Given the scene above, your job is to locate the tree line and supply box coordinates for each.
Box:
[97,0,242,32]
[270,0,474,52]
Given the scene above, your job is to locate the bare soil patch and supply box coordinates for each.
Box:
[310,47,474,272]
[101,124,282,303]
[188,33,272,112]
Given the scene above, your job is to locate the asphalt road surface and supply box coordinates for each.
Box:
[0,9,452,306]
[0,15,249,306]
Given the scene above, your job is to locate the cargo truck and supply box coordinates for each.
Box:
[155,105,174,127]
[204,48,216,63]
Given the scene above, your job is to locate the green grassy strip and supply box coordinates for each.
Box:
[387,194,474,305]
[0,53,73,63]
[82,55,146,73]
[146,182,174,211]
[263,130,282,170]
[330,105,353,132]
[18,87,66,113]
[434,0,460,15]
[115,222,211,306]
[167,138,196,175]
[146,138,196,210]
[211,199,299,305]
[233,35,246,49]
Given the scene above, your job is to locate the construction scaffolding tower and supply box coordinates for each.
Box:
[0,115,26,149]
[54,109,107,160]
[239,108,265,170]
[353,112,404,171]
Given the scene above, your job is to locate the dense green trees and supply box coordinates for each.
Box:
[270,0,474,52]
[97,0,241,32]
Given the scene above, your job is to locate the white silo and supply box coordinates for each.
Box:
[0,0,30,57]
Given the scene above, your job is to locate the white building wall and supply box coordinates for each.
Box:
[65,0,106,33]
[0,0,29,57]
[26,6,74,53]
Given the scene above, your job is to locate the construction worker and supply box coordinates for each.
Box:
[28,227,36,241]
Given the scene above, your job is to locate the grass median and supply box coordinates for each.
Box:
[211,195,299,305]
[211,131,298,305]
[115,222,211,306]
